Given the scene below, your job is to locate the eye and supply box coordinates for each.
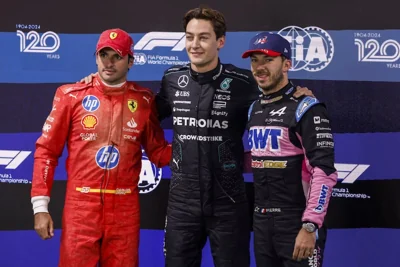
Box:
[186,36,193,41]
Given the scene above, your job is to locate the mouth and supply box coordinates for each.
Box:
[190,51,204,57]
[255,73,269,80]
[103,70,116,75]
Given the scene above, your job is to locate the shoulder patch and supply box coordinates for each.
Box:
[164,65,189,76]
[247,100,257,121]
[60,83,91,95]
[295,96,319,122]
[223,66,251,80]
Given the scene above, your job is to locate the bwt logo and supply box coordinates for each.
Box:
[248,127,283,151]
[16,30,60,53]
[314,184,329,213]
[0,150,32,169]
[335,163,370,184]
[134,32,186,51]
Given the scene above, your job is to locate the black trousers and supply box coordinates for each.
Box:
[253,208,327,267]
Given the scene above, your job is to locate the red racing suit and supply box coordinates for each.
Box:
[31,75,171,267]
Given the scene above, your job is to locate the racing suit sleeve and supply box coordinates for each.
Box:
[296,103,338,229]
[31,87,72,214]
[155,75,172,122]
[141,95,172,168]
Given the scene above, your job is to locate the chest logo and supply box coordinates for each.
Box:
[220,78,233,90]
[178,75,189,88]
[81,115,98,130]
[128,99,138,113]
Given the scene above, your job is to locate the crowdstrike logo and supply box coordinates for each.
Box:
[134,32,186,51]
[0,150,32,169]
[334,163,370,184]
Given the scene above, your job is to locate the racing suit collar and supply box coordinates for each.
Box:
[93,75,127,96]
[261,81,294,100]
[189,59,223,85]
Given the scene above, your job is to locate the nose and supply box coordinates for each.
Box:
[191,37,200,48]
[255,62,266,70]
[102,57,115,68]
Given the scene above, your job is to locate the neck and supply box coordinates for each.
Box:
[190,57,219,73]
[99,76,127,88]
[262,77,289,95]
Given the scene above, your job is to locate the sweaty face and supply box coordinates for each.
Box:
[250,53,291,93]
[96,48,133,85]
[185,19,225,72]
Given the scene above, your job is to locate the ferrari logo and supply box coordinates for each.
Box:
[109,32,118,39]
[128,100,138,113]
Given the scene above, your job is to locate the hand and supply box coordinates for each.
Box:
[293,86,315,98]
[34,212,54,240]
[292,227,316,261]
[78,72,97,84]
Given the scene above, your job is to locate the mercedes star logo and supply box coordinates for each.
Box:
[177,75,189,88]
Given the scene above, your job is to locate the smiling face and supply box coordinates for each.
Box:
[250,53,291,94]
[185,18,225,73]
[96,48,133,85]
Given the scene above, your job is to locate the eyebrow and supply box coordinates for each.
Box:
[186,32,212,36]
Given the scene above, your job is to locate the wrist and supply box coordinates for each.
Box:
[302,221,318,233]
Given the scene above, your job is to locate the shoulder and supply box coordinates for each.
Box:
[126,82,155,106]
[221,64,254,84]
[57,83,91,95]
[163,64,190,77]
[295,95,325,122]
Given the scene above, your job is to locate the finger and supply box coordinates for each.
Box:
[307,249,314,258]
[49,219,54,237]
[293,86,303,97]
[292,245,300,260]
[297,247,307,261]
[38,227,49,240]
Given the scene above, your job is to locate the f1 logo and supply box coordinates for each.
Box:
[134,32,185,51]
[335,163,370,184]
[0,150,31,169]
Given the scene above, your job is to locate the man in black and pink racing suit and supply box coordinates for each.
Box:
[243,31,338,267]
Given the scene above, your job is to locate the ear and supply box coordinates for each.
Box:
[217,35,226,50]
[283,58,292,73]
[128,56,134,68]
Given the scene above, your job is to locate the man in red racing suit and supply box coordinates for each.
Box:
[31,28,171,267]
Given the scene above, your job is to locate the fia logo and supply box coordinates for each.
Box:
[138,150,162,194]
[278,26,334,72]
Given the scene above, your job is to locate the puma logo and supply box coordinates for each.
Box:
[143,96,150,103]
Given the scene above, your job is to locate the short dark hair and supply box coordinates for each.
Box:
[183,6,227,39]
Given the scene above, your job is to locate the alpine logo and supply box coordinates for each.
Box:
[0,150,31,169]
[134,32,185,51]
[335,163,370,184]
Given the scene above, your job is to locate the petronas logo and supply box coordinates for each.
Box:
[220,78,233,90]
